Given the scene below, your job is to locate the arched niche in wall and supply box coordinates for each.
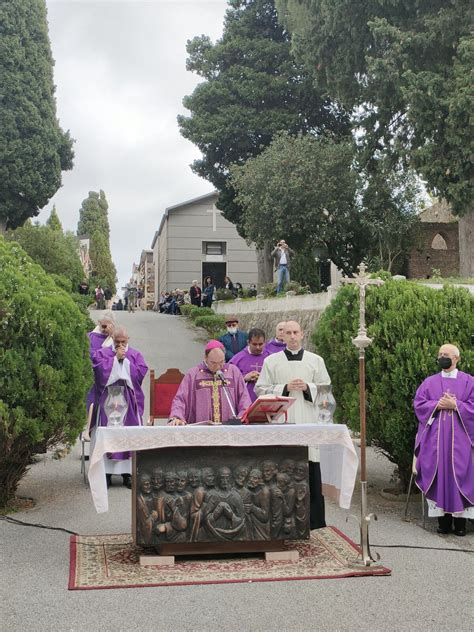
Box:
[431,233,448,250]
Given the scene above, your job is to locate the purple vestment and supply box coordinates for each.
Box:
[414,371,474,514]
[86,331,111,411]
[230,347,270,402]
[170,362,251,423]
[92,346,148,460]
[265,339,286,355]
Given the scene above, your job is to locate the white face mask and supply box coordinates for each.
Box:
[227,326,238,335]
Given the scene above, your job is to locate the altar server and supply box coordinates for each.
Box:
[92,326,148,487]
[255,320,331,528]
[414,343,473,536]
[230,328,269,402]
[168,340,251,425]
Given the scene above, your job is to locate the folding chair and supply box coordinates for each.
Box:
[148,368,185,425]
[80,403,94,484]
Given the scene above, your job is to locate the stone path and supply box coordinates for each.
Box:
[1,311,472,631]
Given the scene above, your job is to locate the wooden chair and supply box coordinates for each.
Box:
[148,368,185,425]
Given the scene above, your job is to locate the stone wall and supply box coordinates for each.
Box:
[408,222,459,278]
[213,290,336,351]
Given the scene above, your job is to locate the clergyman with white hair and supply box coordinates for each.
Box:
[92,326,148,488]
[413,343,474,537]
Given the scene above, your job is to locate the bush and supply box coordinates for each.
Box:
[179,304,194,317]
[0,239,92,506]
[215,288,236,301]
[194,315,227,338]
[261,280,311,297]
[189,306,214,321]
[312,280,473,488]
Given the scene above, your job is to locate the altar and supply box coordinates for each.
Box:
[89,425,358,525]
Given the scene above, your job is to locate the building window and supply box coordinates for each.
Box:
[203,241,227,255]
[431,233,448,250]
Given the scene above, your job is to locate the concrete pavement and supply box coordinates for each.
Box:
[1,311,472,631]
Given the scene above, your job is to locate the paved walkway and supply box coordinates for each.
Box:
[1,311,472,631]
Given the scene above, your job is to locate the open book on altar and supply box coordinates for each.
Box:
[241,394,296,424]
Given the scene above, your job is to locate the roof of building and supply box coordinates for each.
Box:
[420,200,457,224]
[151,191,218,248]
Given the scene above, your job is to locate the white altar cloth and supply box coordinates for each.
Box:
[88,424,358,513]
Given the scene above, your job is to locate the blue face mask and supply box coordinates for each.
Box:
[437,357,452,370]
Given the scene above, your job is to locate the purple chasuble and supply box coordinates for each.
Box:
[170,362,251,423]
[86,331,110,411]
[264,339,286,355]
[230,347,270,402]
[413,371,474,513]
[92,346,148,460]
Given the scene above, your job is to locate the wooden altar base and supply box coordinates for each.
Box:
[139,541,299,567]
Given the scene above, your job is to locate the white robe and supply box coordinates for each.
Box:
[255,349,331,461]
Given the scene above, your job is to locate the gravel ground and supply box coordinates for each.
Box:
[2,311,472,632]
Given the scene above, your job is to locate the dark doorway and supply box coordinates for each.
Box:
[202,262,227,289]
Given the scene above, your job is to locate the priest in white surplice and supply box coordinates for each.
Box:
[255,320,331,529]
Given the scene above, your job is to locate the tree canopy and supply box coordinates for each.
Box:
[6,219,84,292]
[77,191,117,292]
[276,0,474,215]
[178,0,350,239]
[0,0,74,231]
[46,206,63,232]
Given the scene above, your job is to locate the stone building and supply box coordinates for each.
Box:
[151,191,258,296]
[138,249,155,309]
[408,200,459,278]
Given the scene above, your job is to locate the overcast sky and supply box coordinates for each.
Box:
[40,0,228,290]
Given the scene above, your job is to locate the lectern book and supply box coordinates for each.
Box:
[241,395,296,424]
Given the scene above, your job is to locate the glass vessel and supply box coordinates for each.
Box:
[104,384,128,427]
[315,385,336,424]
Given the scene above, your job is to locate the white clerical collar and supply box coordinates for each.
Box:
[441,368,458,379]
[286,346,302,355]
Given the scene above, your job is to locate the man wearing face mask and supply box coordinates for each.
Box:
[413,344,474,536]
[219,316,248,361]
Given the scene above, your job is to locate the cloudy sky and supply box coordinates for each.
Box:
[40,0,228,290]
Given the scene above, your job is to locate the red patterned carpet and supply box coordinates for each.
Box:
[69,526,391,590]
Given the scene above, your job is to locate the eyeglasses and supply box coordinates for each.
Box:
[226,322,238,326]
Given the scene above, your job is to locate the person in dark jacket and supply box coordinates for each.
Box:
[202,276,215,308]
[189,280,202,307]
[219,315,248,361]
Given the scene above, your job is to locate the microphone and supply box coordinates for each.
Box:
[215,370,240,423]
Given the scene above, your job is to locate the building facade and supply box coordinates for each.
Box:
[408,200,459,278]
[152,192,258,295]
[138,249,155,309]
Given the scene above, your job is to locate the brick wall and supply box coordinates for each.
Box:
[408,222,459,278]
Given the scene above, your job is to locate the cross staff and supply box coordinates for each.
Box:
[206,205,222,232]
[341,262,384,566]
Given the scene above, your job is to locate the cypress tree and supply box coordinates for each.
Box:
[0,0,74,232]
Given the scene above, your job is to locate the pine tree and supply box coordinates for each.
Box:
[46,206,63,232]
[0,0,74,232]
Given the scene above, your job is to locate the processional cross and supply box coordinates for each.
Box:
[341,262,384,566]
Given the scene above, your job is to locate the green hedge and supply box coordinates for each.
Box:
[194,315,227,338]
[0,238,92,506]
[189,306,215,320]
[179,304,194,317]
[312,280,473,487]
